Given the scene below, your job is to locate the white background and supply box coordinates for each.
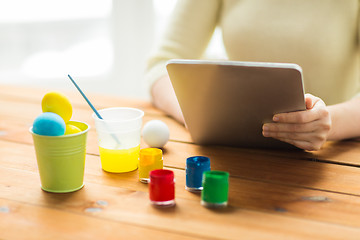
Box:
[0,0,225,100]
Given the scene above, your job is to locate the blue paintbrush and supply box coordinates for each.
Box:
[68,74,103,119]
[68,74,121,147]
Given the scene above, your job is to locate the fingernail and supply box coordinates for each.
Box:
[263,125,269,131]
[273,116,279,122]
[263,131,269,137]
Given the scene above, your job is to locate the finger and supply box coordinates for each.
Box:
[305,93,319,109]
[263,121,318,133]
[273,106,327,124]
[305,96,314,110]
[263,130,327,150]
[276,137,320,151]
[262,129,316,141]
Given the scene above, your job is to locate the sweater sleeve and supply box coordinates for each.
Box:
[145,0,222,90]
[352,8,360,99]
[357,7,360,99]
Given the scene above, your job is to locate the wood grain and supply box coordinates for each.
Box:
[2,84,360,239]
[0,198,204,240]
[2,166,360,240]
[2,140,360,229]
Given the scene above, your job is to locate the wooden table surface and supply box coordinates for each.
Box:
[1,84,360,240]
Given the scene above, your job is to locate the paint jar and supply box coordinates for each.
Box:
[149,169,175,207]
[139,148,163,183]
[92,107,144,173]
[185,156,210,192]
[201,171,229,208]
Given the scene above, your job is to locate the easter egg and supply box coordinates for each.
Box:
[32,112,66,136]
[142,120,170,148]
[42,92,72,123]
[65,124,82,135]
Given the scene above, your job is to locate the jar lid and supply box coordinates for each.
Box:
[186,156,210,168]
[150,169,174,184]
[139,148,163,166]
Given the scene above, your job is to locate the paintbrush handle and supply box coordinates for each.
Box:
[68,74,103,119]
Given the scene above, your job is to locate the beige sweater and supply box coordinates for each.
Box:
[146,0,359,105]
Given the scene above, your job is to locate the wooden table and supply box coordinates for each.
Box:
[1,84,360,239]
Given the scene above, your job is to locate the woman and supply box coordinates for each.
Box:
[146,0,360,151]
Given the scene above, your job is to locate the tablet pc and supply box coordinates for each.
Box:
[166,59,306,149]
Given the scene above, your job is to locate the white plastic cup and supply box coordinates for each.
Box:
[92,107,144,173]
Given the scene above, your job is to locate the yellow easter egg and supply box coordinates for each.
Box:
[42,92,73,123]
[65,124,82,135]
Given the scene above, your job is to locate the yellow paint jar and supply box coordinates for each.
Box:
[139,148,163,183]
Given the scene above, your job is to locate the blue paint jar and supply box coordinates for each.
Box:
[186,156,211,192]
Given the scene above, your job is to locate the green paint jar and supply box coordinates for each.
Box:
[201,171,229,208]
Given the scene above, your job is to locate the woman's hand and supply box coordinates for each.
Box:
[262,94,331,151]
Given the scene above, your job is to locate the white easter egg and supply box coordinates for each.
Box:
[142,120,170,148]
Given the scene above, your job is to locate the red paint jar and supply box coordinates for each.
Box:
[149,169,175,207]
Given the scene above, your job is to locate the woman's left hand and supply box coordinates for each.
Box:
[262,93,331,151]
